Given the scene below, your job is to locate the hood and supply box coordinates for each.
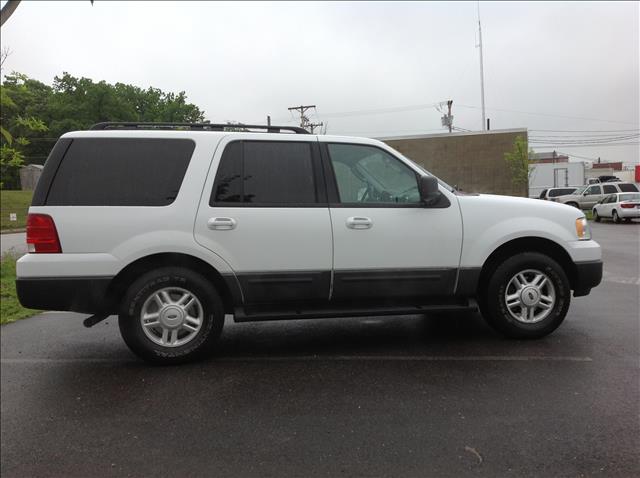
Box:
[457,193,585,220]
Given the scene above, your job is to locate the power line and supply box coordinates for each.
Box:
[276,101,638,127]
[275,102,440,122]
[530,129,640,133]
[529,135,640,145]
[528,143,639,147]
[553,151,600,161]
[457,104,639,126]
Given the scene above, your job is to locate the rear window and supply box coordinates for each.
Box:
[45,138,195,206]
[619,193,640,201]
[618,183,639,192]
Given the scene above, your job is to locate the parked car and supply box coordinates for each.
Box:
[538,187,579,201]
[559,182,639,209]
[16,122,603,364]
[592,193,640,223]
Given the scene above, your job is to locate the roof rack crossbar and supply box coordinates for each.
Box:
[90,122,310,134]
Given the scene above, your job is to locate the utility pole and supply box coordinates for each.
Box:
[477,1,487,131]
[288,104,323,133]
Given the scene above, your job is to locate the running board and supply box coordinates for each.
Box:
[234,299,477,323]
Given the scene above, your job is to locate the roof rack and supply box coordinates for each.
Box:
[89,122,310,134]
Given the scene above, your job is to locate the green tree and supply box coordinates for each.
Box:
[504,135,534,195]
[1,72,207,188]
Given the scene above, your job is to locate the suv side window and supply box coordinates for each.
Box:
[46,138,195,206]
[327,143,420,205]
[211,141,317,206]
[602,185,617,194]
[585,185,602,195]
[618,183,639,192]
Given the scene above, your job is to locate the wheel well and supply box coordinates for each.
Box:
[106,253,235,314]
[478,237,577,295]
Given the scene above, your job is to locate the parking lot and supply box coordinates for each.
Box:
[1,221,638,477]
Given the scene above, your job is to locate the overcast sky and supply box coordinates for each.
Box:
[2,1,638,165]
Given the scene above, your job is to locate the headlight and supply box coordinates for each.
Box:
[575,217,591,240]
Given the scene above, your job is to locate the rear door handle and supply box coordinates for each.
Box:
[207,217,237,230]
[346,216,372,229]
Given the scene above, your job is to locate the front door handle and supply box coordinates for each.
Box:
[346,216,372,229]
[207,217,237,230]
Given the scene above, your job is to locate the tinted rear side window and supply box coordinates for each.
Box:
[211,141,316,205]
[618,183,639,192]
[549,188,575,197]
[46,138,195,206]
[244,142,315,204]
[602,185,617,194]
[212,141,242,203]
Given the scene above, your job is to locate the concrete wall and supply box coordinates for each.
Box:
[381,128,528,197]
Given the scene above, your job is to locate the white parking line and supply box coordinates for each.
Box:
[0,355,593,364]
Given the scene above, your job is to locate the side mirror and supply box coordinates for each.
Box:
[419,176,440,204]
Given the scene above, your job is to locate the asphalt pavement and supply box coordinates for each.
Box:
[1,222,638,477]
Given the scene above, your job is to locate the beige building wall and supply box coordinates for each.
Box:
[381,128,528,197]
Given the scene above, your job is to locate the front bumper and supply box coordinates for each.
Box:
[572,260,603,297]
[16,276,114,313]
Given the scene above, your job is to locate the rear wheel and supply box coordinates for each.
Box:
[612,210,621,224]
[480,252,570,339]
[566,202,580,209]
[118,267,224,364]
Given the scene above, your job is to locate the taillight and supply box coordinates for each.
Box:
[620,203,635,209]
[26,214,62,253]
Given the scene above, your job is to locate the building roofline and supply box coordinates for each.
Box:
[377,128,528,141]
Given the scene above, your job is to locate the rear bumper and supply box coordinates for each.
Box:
[16,276,114,313]
[619,208,640,218]
[572,260,603,297]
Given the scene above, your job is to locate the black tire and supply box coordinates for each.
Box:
[118,267,224,364]
[612,210,621,224]
[566,202,580,209]
[593,209,601,222]
[480,252,571,339]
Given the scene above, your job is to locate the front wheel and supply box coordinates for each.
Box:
[593,209,601,222]
[119,267,225,364]
[480,252,571,339]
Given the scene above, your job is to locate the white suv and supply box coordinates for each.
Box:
[17,123,603,364]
